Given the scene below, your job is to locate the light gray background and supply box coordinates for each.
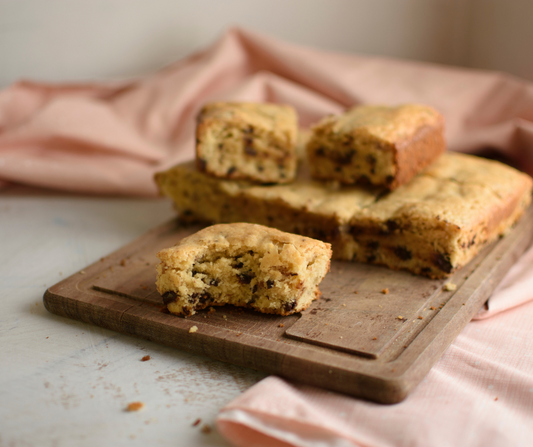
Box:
[1,0,532,88]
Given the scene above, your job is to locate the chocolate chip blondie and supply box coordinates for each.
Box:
[306,104,445,189]
[156,223,332,316]
[155,153,532,278]
[196,102,298,184]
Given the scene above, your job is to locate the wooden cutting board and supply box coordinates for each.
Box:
[44,207,533,403]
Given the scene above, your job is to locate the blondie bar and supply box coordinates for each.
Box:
[307,104,445,189]
[196,102,298,184]
[156,223,332,316]
[155,153,532,278]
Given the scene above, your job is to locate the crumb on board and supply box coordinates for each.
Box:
[397,316,404,320]
[278,323,284,328]
[126,402,145,412]
[79,270,86,275]
[430,306,436,310]
[443,282,457,291]
[353,291,358,294]
[120,259,126,267]
[341,303,346,307]
[141,355,151,362]
[192,418,201,427]
[372,337,377,340]
[201,424,212,434]
[208,307,216,313]
[418,316,423,320]
[223,315,227,320]
[189,326,198,334]
[382,288,389,294]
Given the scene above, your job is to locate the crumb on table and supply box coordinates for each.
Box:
[126,402,145,412]
[443,282,457,291]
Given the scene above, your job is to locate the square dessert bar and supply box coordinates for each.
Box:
[307,104,445,189]
[156,223,332,316]
[195,102,298,184]
[155,153,532,278]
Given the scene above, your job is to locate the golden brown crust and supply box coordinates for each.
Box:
[155,152,532,279]
[307,104,445,190]
[156,223,332,316]
[195,102,298,184]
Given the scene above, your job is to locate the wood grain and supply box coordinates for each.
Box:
[43,207,533,403]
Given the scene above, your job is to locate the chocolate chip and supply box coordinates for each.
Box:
[218,143,224,149]
[258,165,264,172]
[367,254,376,263]
[162,291,177,305]
[394,246,412,261]
[332,149,355,164]
[192,291,212,305]
[238,273,253,284]
[210,279,219,286]
[366,154,377,167]
[243,125,254,134]
[358,175,371,186]
[234,261,244,269]
[315,147,326,157]
[433,252,453,273]
[421,267,432,274]
[284,300,296,313]
[248,250,255,255]
[244,137,256,156]
[227,166,236,175]
[367,241,379,250]
[385,175,394,185]
[192,270,200,277]
[266,280,274,289]
[386,220,399,232]
[252,284,258,293]
[468,235,477,248]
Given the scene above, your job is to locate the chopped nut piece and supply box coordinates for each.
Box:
[141,355,151,362]
[189,326,198,333]
[126,402,145,412]
[397,316,404,320]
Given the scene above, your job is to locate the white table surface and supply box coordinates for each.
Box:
[0,186,267,447]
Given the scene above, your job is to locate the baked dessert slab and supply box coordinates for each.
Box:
[306,104,445,189]
[155,153,532,278]
[156,223,332,316]
[196,102,298,184]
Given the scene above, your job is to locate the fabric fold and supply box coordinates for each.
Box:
[2,27,533,194]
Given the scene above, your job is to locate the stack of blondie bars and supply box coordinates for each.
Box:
[155,102,532,279]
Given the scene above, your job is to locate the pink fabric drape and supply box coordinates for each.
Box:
[1,28,533,195]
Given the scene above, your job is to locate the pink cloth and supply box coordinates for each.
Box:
[1,27,533,195]
[217,246,533,447]
[2,27,533,446]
